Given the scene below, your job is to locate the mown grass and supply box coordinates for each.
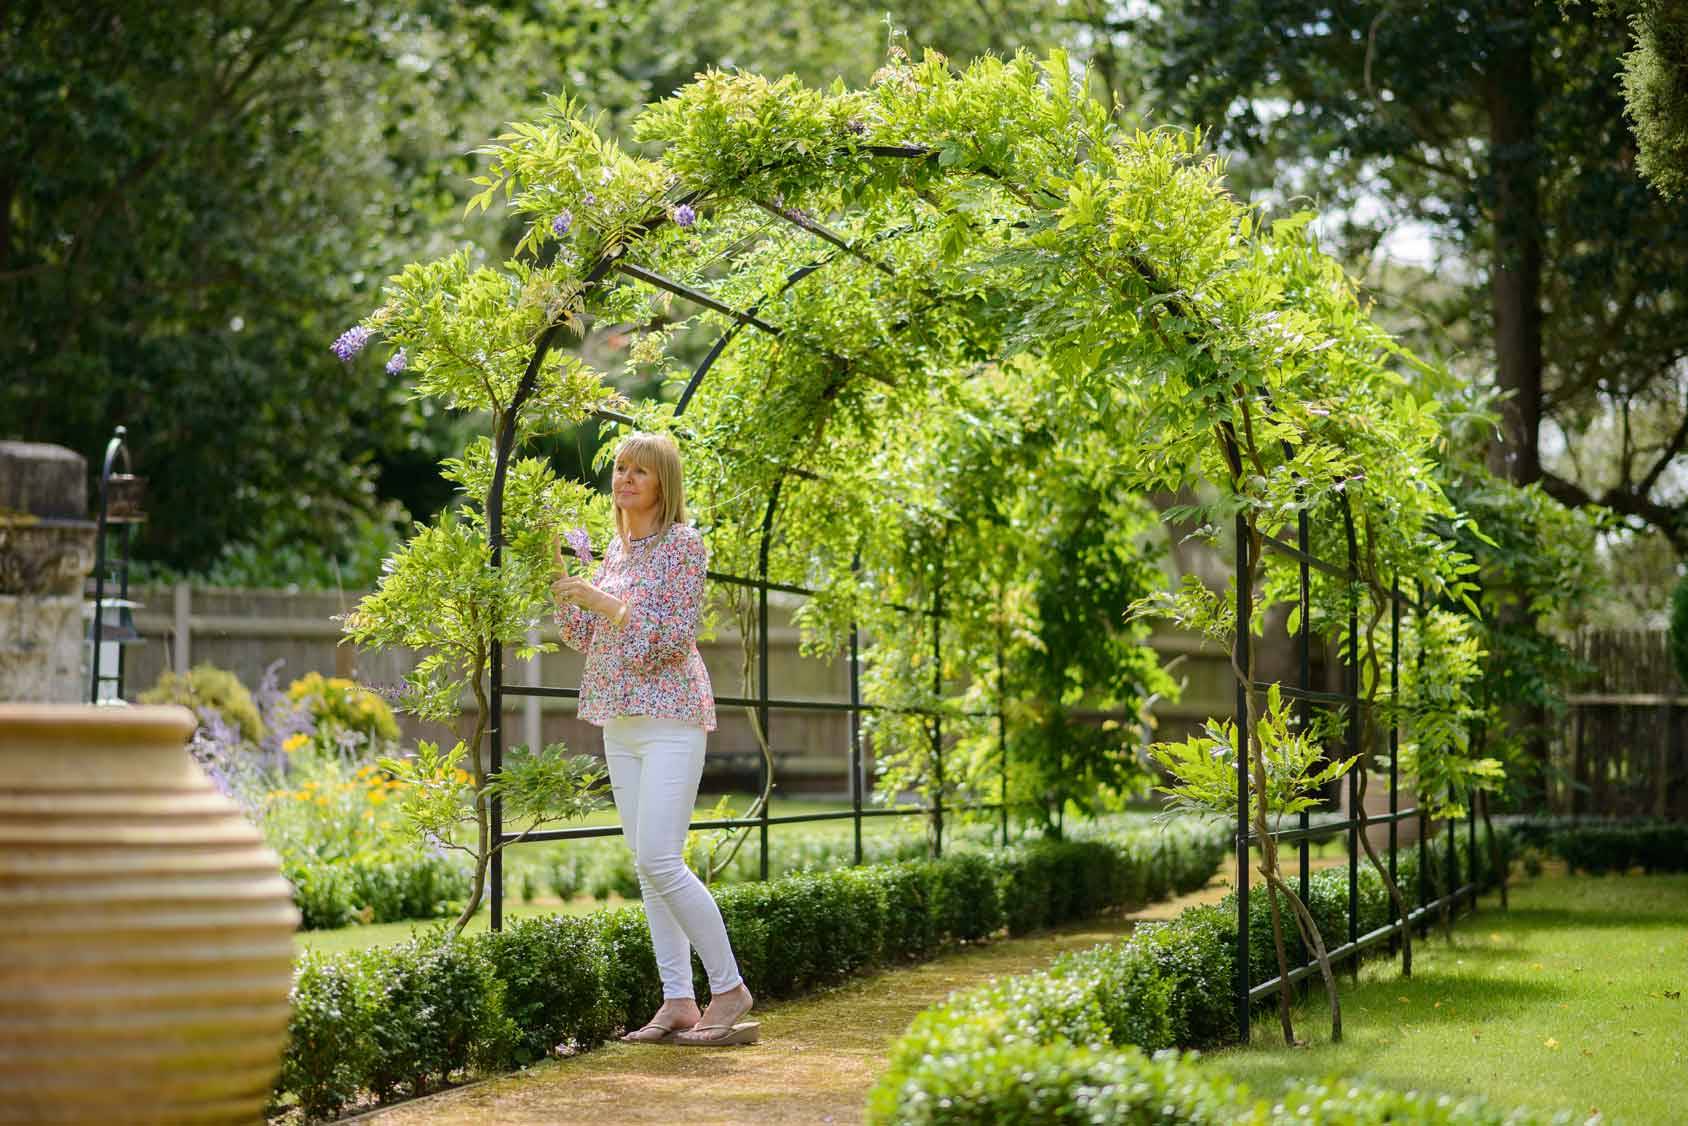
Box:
[1203,873,1688,1125]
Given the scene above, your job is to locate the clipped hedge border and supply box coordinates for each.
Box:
[1508,816,1688,875]
[871,1041,1570,1125]
[278,822,1227,1120]
[869,828,1517,1125]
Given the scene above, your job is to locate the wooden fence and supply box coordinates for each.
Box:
[1556,629,1687,818]
[122,583,1256,796]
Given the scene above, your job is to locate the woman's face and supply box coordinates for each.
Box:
[612,452,662,519]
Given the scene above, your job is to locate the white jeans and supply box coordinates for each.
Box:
[602,716,743,1000]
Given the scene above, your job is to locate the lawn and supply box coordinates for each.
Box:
[1203,872,1688,1125]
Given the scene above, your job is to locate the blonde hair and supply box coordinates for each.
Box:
[612,431,687,543]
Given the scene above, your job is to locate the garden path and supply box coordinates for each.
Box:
[349,867,1238,1126]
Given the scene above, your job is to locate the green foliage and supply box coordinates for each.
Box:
[286,671,401,749]
[1619,0,1688,199]
[1509,816,1688,874]
[1150,684,1355,824]
[1670,570,1688,687]
[871,1039,1572,1125]
[139,663,265,743]
[869,827,1518,1125]
[282,951,376,1121]
[276,820,1227,1118]
[358,934,516,1100]
[1145,0,1688,558]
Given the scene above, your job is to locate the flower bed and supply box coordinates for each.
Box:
[275,821,1226,1120]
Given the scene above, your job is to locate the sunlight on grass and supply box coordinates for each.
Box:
[1203,873,1688,1125]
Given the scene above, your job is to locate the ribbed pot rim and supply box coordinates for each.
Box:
[0,704,197,745]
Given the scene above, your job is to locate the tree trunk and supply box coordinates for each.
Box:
[1484,0,1543,486]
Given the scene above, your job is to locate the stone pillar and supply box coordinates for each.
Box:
[0,443,98,702]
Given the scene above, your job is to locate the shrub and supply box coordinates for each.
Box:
[869,826,1516,1124]
[869,1040,1567,1125]
[479,915,619,1062]
[282,951,375,1122]
[1510,816,1688,874]
[276,820,1228,1119]
[358,934,515,1099]
[140,663,264,743]
[285,670,401,752]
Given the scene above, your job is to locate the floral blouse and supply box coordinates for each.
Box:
[555,523,716,731]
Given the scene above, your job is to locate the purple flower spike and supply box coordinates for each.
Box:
[331,325,372,362]
[385,348,408,375]
[673,204,696,228]
[552,209,573,237]
[583,192,597,206]
[564,526,593,568]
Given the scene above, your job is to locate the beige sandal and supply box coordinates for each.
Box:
[672,1021,761,1046]
[620,1021,689,1044]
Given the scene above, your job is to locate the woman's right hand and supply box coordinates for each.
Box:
[551,572,594,609]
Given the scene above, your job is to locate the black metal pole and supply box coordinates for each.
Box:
[1446,784,1458,918]
[1468,791,1478,910]
[1234,513,1252,1043]
[758,486,780,882]
[1342,498,1359,961]
[850,617,863,867]
[930,576,944,859]
[1416,580,1429,937]
[997,600,1009,848]
[1298,509,1311,906]
[1390,578,1401,946]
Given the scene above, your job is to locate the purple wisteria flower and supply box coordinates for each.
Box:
[846,118,867,135]
[583,192,597,206]
[385,348,408,375]
[563,526,593,569]
[330,325,372,362]
[673,203,697,228]
[552,210,573,237]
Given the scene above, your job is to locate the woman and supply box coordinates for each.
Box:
[551,431,757,1048]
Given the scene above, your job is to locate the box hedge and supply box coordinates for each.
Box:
[276,820,1226,1119]
[869,826,1518,1125]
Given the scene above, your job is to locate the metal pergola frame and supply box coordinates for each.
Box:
[479,141,1493,1037]
[1230,499,1483,1040]
[487,149,1027,929]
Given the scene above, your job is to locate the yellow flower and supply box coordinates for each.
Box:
[282,733,310,755]
[368,790,388,805]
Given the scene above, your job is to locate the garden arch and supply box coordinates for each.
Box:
[366,50,1495,1042]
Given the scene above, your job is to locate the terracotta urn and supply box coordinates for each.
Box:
[0,704,300,1123]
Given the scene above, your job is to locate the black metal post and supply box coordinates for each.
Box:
[758,485,780,882]
[1390,578,1401,945]
[850,617,864,867]
[1297,509,1311,906]
[1233,513,1252,1042]
[997,603,1009,848]
[1468,794,1478,911]
[1446,784,1458,919]
[930,577,944,859]
[1342,499,1360,960]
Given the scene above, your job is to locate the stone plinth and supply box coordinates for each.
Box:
[0,442,98,702]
